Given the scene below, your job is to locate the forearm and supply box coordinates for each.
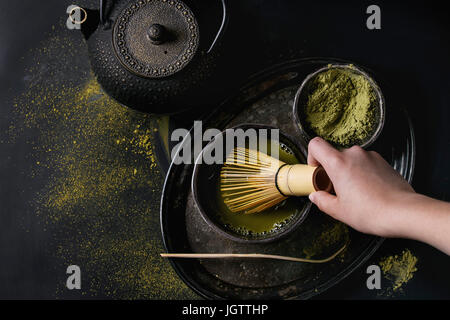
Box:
[388,193,450,255]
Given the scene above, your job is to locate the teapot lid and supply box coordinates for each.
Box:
[112,0,199,78]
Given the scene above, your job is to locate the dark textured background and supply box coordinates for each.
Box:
[0,0,449,299]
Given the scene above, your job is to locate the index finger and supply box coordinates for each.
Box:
[307,137,341,171]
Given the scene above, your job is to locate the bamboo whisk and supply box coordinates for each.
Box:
[220,147,332,214]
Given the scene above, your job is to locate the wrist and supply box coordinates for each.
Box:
[380,192,450,255]
[381,192,425,238]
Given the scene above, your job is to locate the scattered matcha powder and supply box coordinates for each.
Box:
[302,222,349,260]
[9,31,197,299]
[379,249,418,292]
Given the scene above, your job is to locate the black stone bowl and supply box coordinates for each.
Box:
[191,124,312,244]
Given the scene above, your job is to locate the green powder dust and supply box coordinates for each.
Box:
[9,31,196,299]
[304,67,377,147]
[379,249,418,293]
[302,222,349,260]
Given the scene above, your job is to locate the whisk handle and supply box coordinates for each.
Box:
[276,165,333,196]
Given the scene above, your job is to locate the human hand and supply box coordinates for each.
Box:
[307,137,415,237]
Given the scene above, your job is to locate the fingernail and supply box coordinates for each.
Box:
[309,192,315,202]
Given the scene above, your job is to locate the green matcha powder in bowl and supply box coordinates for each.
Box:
[293,64,385,148]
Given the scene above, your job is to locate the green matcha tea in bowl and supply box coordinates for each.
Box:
[293,64,385,148]
[191,124,312,244]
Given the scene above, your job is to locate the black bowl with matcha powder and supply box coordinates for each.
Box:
[293,64,385,148]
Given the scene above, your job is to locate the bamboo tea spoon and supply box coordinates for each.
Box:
[161,243,347,264]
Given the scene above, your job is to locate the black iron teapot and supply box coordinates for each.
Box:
[79,0,228,114]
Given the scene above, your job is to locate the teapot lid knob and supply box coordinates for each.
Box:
[147,24,166,45]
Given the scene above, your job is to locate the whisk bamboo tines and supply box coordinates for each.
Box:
[220,147,332,214]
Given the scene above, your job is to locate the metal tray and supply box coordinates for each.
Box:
[160,58,415,299]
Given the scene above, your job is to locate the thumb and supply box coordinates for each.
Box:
[309,191,339,217]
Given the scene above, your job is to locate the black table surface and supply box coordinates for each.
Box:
[0,0,449,299]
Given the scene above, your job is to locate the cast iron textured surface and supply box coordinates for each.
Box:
[81,0,222,113]
[113,0,200,78]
